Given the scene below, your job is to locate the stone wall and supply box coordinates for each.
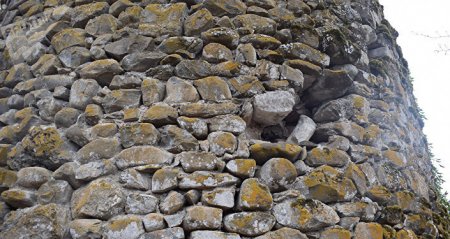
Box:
[0,0,448,238]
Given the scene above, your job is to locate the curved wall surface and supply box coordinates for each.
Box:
[0,0,448,238]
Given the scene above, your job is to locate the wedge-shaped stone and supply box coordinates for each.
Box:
[78,59,124,86]
[179,171,239,190]
[115,146,173,170]
[204,0,247,17]
[278,43,330,67]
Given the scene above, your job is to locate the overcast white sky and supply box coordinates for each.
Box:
[379,0,450,199]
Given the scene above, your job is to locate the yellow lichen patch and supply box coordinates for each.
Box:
[395,191,415,211]
[382,225,397,239]
[353,95,366,109]
[250,142,302,164]
[22,127,64,157]
[383,150,406,168]
[321,227,352,239]
[396,229,418,239]
[366,185,392,204]
[234,159,256,176]
[1,189,26,201]
[290,198,313,226]
[0,168,17,188]
[239,178,272,210]
[108,216,141,231]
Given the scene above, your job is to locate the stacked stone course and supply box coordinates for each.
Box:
[0,0,448,238]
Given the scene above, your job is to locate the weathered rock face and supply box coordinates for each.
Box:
[0,0,447,239]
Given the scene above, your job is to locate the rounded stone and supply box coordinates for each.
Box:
[258,158,297,192]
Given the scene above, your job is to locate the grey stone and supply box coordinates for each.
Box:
[59,46,91,68]
[54,107,81,128]
[75,160,117,181]
[16,166,52,189]
[37,180,73,205]
[0,203,70,239]
[69,79,101,110]
[125,193,159,215]
[77,138,122,164]
[179,171,239,190]
[142,78,165,106]
[71,178,125,220]
[188,105,228,131]
[159,125,199,153]
[202,187,235,209]
[160,191,185,214]
[105,35,153,60]
[142,213,165,232]
[208,131,238,156]
[115,146,173,170]
[177,151,220,173]
[119,168,150,191]
[177,116,208,139]
[287,115,316,144]
[102,89,141,113]
[303,69,354,107]
[69,219,103,239]
[121,52,167,72]
[164,77,199,104]
[152,168,180,193]
[253,91,295,126]
[191,231,241,239]
[139,227,184,239]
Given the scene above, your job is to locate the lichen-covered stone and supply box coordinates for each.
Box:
[183,206,223,231]
[273,198,340,232]
[250,142,302,165]
[226,159,257,178]
[179,171,239,190]
[164,77,199,103]
[191,231,241,239]
[71,178,125,220]
[115,146,173,170]
[78,59,124,87]
[0,203,70,239]
[194,76,232,102]
[119,123,160,148]
[185,9,215,36]
[152,168,180,193]
[238,178,272,210]
[354,222,383,239]
[204,0,247,17]
[140,227,184,239]
[69,79,101,110]
[177,116,208,139]
[51,28,87,53]
[102,89,141,113]
[258,158,297,192]
[142,103,178,127]
[141,3,188,37]
[255,227,308,239]
[302,166,357,203]
[305,148,351,167]
[103,215,145,239]
[177,151,220,173]
[159,125,199,153]
[224,212,275,236]
[77,138,122,164]
[208,131,238,156]
[202,187,235,209]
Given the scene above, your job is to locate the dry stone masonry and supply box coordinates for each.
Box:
[0,0,448,238]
